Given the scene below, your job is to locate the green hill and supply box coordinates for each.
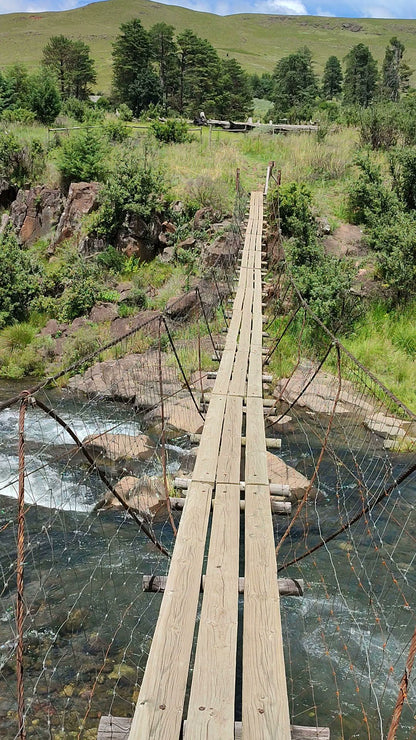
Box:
[1,0,416,92]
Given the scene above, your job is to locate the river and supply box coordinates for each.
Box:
[0,384,415,738]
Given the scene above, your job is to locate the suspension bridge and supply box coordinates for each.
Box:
[97,189,328,739]
[1,169,416,740]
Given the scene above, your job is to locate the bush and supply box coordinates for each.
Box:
[59,276,100,322]
[151,119,191,144]
[90,144,167,240]
[389,147,416,211]
[119,287,147,309]
[346,155,400,225]
[117,103,133,122]
[184,176,228,215]
[1,108,35,124]
[103,119,129,142]
[0,228,43,327]
[369,211,416,303]
[96,245,126,273]
[359,104,399,150]
[61,327,101,372]
[55,128,109,188]
[0,132,46,186]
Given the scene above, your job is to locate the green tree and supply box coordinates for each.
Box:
[271,47,318,121]
[42,35,96,99]
[322,56,343,99]
[381,37,411,102]
[343,44,378,108]
[218,58,253,119]
[149,23,179,112]
[112,18,160,115]
[176,30,222,116]
[249,72,273,100]
[28,73,61,125]
[55,129,109,188]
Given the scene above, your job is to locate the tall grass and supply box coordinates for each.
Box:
[341,302,416,412]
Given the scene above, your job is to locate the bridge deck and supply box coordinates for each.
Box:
[124,190,290,740]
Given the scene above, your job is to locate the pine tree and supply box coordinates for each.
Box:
[112,19,160,114]
[29,73,61,125]
[176,30,222,116]
[271,47,318,120]
[322,56,343,99]
[343,44,378,108]
[382,37,412,102]
[218,58,253,119]
[42,36,96,100]
[149,23,179,112]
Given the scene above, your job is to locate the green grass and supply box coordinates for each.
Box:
[341,302,416,412]
[1,2,416,92]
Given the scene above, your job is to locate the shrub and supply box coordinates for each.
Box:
[90,144,167,240]
[61,327,101,372]
[55,128,109,188]
[359,104,399,150]
[346,155,400,225]
[1,108,35,124]
[119,287,147,309]
[151,119,191,144]
[389,146,416,211]
[0,132,46,186]
[96,245,126,273]
[103,119,129,142]
[369,211,416,303]
[59,276,100,321]
[0,228,43,327]
[117,103,133,122]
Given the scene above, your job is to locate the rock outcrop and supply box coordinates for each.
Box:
[10,186,64,246]
[53,181,101,248]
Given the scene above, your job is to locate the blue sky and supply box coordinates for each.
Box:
[0,0,414,19]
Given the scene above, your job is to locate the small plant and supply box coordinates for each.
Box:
[117,103,133,122]
[61,327,101,372]
[55,128,109,188]
[96,246,126,274]
[119,287,147,309]
[151,119,191,144]
[103,119,129,143]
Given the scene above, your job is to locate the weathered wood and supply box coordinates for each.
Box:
[173,477,290,497]
[143,575,303,595]
[168,496,291,514]
[128,481,214,739]
[99,717,329,740]
[189,433,281,449]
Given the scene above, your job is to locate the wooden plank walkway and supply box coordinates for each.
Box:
[98,189,329,739]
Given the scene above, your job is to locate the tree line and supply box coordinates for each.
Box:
[253,37,412,123]
[0,23,413,126]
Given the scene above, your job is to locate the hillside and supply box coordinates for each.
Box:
[1,0,416,92]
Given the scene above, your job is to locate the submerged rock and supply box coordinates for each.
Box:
[267,452,311,501]
[100,475,167,518]
[82,432,153,462]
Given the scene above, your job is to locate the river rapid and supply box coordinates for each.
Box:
[0,382,415,738]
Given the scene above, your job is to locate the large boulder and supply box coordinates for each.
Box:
[267,452,311,501]
[166,291,198,318]
[203,231,240,267]
[116,212,163,261]
[82,432,153,462]
[53,181,101,248]
[100,475,167,518]
[10,186,64,246]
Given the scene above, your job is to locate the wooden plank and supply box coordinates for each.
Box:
[185,483,240,738]
[244,396,269,485]
[242,485,291,739]
[100,718,329,740]
[143,575,303,595]
[128,481,213,740]
[216,396,243,483]
[191,395,226,484]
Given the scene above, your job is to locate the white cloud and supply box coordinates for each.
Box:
[0,0,86,12]
[255,0,307,13]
